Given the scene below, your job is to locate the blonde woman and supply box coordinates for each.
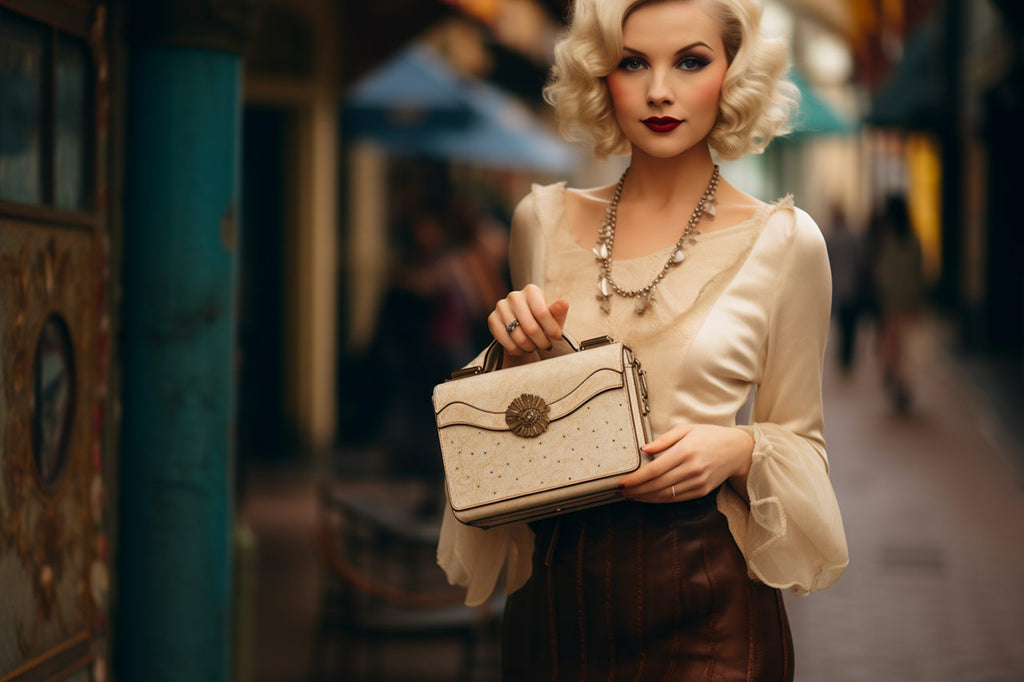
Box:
[437,1,848,678]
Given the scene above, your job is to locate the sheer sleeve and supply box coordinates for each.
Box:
[720,207,849,595]
[435,188,545,605]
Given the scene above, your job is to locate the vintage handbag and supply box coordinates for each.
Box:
[432,332,652,528]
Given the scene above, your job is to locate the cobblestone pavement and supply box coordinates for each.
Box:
[785,321,1024,682]
[244,319,1024,681]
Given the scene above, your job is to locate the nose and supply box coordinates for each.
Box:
[646,69,674,106]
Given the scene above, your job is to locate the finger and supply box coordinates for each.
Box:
[523,285,566,344]
[641,424,696,455]
[509,290,553,351]
[487,310,523,356]
[618,453,676,489]
[522,286,565,341]
[504,294,543,353]
[621,484,677,504]
[629,465,714,501]
[548,299,570,336]
[621,469,677,497]
[669,475,714,500]
[626,485,702,504]
[493,299,535,354]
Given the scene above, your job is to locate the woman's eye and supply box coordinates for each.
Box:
[618,56,646,72]
[678,56,709,71]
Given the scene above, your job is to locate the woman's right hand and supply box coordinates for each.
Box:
[487,284,570,357]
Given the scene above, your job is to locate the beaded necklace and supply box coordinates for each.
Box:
[594,164,720,314]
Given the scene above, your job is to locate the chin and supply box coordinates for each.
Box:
[632,140,701,159]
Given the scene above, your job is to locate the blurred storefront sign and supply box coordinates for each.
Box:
[343,44,577,173]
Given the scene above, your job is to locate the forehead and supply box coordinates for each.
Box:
[622,0,723,43]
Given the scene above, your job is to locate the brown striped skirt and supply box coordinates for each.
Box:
[501,491,794,682]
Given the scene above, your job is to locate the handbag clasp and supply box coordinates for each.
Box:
[579,335,614,351]
[449,366,482,381]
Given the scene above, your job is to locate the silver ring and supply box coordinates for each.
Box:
[506,319,520,334]
[671,484,676,498]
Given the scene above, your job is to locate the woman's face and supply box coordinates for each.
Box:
[606,0,729,160]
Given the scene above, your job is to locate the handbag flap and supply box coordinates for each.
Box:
[434,366,623,430]
[433,343,646,511]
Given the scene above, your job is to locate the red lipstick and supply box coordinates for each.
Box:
[643,117,682,133]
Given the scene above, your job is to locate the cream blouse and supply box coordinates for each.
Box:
[438,182,849,606]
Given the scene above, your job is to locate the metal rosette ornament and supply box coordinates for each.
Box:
[505,393,550,438]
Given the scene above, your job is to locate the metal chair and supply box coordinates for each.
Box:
[311,481,503,681]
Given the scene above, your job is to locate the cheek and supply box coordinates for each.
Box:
[690,77,724,112]
[606,75,632,112]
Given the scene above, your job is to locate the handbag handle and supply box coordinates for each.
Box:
[451,331,614,380]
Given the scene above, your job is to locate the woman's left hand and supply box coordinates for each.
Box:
[618,424,754,503]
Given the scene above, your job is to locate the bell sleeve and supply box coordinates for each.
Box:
[720,207,849,595]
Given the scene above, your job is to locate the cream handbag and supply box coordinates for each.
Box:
[432,333,652,528]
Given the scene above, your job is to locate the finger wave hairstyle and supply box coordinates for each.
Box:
[544,0,799,159]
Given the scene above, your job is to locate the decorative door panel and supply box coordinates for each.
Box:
[0,225,100,681]
[0,2,110,681]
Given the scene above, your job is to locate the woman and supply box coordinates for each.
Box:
[437,0,848,679]
[873,194,923,413]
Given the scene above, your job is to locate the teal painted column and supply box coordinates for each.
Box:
[118,46,241,681]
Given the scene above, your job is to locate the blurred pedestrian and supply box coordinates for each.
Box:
[438,1,848,679]
[873,194,924,413]
[825,202,863,374]
[374,212,464,490]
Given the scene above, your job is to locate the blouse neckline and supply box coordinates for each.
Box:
[552,183,780,264]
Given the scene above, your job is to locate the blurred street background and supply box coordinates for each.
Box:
[3,0,1024,680]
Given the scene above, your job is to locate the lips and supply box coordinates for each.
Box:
[643,117,682,133]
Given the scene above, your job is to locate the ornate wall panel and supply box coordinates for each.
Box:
[0,223,100,681]
[0,2,110,679]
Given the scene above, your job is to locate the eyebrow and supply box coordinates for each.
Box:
[622,42,715,58]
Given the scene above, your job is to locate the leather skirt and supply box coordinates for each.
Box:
[502,492,794,681]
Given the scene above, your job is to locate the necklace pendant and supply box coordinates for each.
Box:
[599,294,612,313]
[594,242,610,260]
[597,276,610,297]
[671,249,686,264]
[634,290,655,315]
[705,200,717,218]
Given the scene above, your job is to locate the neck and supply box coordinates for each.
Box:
[621,145,717,208]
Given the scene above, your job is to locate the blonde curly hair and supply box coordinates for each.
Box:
[543,0,799,159]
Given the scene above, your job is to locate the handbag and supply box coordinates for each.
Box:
[432,332,652,528]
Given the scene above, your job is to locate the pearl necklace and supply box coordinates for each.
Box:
[594,164,720,315]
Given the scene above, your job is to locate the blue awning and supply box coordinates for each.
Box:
[343,45,578,173]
